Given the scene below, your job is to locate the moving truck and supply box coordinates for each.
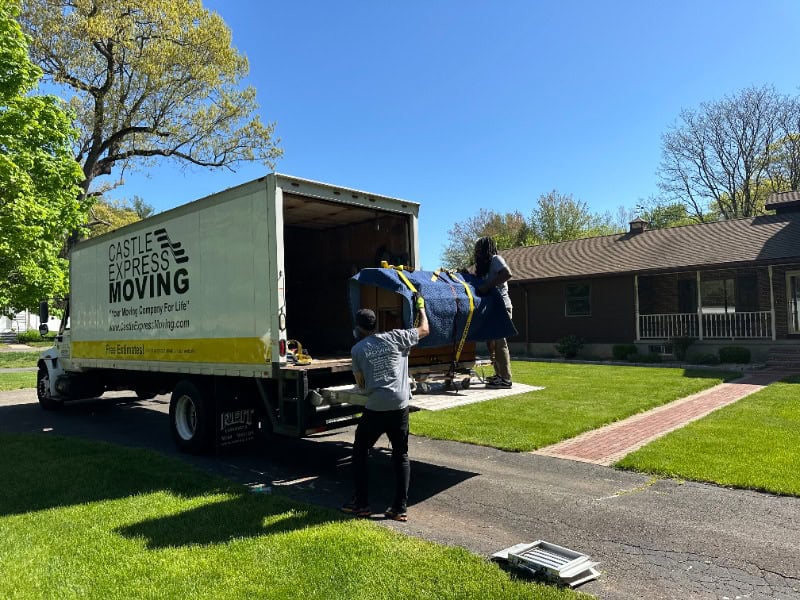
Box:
[37,173,426,453]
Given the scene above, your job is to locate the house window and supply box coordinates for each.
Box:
[565,283,591,317]
[701,278,735,313]
[736,274,759,312]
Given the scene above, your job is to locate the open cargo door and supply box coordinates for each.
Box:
[282,189,415,357]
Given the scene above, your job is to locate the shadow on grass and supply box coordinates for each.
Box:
[0,414,479,548]
[117,492,337,548]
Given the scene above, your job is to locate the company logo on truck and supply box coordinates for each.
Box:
[108,228,190,303]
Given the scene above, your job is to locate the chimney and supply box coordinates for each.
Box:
[629,217,649,234]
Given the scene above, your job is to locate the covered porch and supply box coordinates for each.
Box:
[635,265,800,341]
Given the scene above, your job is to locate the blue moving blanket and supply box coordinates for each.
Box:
[349,268,517,349]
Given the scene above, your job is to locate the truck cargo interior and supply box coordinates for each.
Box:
[282,192,413,357]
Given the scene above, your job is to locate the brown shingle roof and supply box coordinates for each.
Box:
[502,213,800,282]
[767,191,800,207]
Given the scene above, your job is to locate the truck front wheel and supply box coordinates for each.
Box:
[169,380,212,454]
[37,366,63,411]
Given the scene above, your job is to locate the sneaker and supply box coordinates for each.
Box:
[486,377,512,389]
[341,499,371,517]
[384,506,408,522]
[485,375,501,385]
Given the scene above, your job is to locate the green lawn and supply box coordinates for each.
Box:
[0,351,39,369]
[0,372,36,391]
[616,375,800,496]
[0,434,581,600]
[410,361,738,452]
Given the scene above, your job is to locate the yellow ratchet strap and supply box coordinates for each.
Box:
[447,271,475,362]
[381,261,421,325]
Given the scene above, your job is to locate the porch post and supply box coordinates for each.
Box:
[696,271,703,340]
[769,265,777,341]
[634,275,640,341]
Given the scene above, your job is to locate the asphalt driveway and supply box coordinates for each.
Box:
[1,388,798,599]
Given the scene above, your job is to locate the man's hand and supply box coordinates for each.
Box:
[415,295,425,311]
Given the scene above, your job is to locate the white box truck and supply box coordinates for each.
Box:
[37,173,420,453]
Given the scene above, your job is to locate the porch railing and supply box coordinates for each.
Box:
[639,311,772,340]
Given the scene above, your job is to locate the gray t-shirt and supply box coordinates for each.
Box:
[351,328,420,411]
[487,254,512,309]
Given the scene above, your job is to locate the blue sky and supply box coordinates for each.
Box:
[113,0,800,270]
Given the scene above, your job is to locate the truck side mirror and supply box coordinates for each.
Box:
[39,301,49,336]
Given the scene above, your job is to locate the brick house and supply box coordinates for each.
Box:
[501,192,800,364]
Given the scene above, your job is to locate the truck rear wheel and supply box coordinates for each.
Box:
[169,380,212,454]
[37,366,63,411]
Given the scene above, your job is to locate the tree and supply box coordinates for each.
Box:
[767,95,800,193]
[440,190,615,269]
[20,0,282,226]
[658,85,781,221]
[634,197,697,229]
[86,198,142,237]
[441,209,532,269]
[530,190,597,244]
[0,0,84,312]
[130,195,154,219]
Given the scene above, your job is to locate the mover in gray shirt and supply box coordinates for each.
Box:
[342,300,429,521]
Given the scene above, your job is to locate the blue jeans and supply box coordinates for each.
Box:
[352,407,410,511]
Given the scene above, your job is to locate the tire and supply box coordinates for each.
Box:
[37,365,63,411]
[169,380,213,454]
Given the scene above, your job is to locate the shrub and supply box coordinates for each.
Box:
[555,335,584,359]
[612,344,638,361]
[626,352,662,363]
[686,352,720,365]
[718,346,751,364]
[16,330,56,343]
[670,336,697,360]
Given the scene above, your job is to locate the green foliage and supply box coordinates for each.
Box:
[441,209,532,269]
[20,0,282,202]
[618,375,800,496]
[440,190,622,269]
[87,198,144,238]
[555,334,584,359]
[129,195,155,219]
[686,352,720,365]
[670,336,696,361]
[718,346,751,364]
[411,361,737,452]
[612,343,638,361]
[634,197,699,229]
[0,0,84,311]
[15,329,55,343]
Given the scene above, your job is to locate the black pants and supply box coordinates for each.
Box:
[352,407,410,511]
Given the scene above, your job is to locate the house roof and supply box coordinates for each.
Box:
[767,191,800,209]
[502,212,800,282]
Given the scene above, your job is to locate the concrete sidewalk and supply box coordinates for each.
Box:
[535,369,792,466]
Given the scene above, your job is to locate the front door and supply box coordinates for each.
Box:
[787,271,800,335]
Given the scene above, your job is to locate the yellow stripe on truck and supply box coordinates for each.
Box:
[72,337,271,364]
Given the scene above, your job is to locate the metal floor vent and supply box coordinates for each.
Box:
[491,541,600,588]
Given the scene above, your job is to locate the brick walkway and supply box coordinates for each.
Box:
[534,370,792,466]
